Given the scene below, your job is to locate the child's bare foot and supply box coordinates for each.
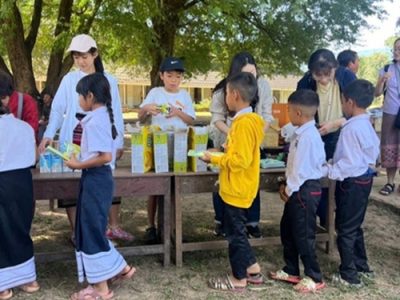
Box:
[109,265,136,285]
[208,274,246,292]
[247,262,261,275]
[0,289,13,300]
[19,281,40,293]
[247,263,263,284]
[70,285,113,300]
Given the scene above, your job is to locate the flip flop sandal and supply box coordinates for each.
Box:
[208,274,246,292]
[269,270,301,284]
[109,265,136,286]
[294,277,326,293]
[19,281,40,293]
[70,285,114,300]
[379,183,395,196]
[247,273,264,285]
[0,289,13,300]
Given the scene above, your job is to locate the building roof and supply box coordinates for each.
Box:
[113,68,299,90]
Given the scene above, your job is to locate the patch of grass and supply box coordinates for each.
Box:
[29,194,400,299]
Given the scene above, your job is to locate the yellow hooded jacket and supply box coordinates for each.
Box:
[211,112,265,208]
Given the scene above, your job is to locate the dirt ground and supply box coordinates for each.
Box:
[13,174,400,300]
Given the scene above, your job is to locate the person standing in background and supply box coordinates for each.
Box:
[38,34,133,244]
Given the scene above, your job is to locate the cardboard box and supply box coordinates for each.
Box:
[153,131,169,173]
[188,126,208,172]
[39,152,52,173]
[131,126,153,173]
[272,103,290,127]
[262,120,280,148]
[173,129,188,172]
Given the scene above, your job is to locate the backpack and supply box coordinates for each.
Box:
[16,92,23,119]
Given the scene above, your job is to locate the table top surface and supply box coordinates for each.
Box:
[32,167,285,180]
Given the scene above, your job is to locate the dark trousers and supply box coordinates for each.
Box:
[223,202,257,280]
[335,175,372,284]
[213,191,260,227]
[281,180,323,283]
[317,130,341,227]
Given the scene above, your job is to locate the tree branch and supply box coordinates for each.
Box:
[76,0,103,33]
[237,10,280,46]
[25,0,43,52]
[183,0,204,10]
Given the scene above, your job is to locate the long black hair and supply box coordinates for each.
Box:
[307,49,338,75]
[0,97,10,115]
[0,70,14,98]
[76,73,117,139]
[392,37,400,63]
[213,52,260,111]
[71,47,104,73]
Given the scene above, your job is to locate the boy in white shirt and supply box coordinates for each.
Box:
[270,89,326,293]
[325,79,379,287]
[138,57,195,243]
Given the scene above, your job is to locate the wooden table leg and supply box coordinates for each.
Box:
[326,180,336,253]
[49,199,56,211]
[163,191,171,267]
[174,178,183,267]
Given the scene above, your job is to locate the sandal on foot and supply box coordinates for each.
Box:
[208,274,246,292]
[379,183,395,196]
[294,277,326,293]
[269,270,301,284]
[109,265,136,285]
[0,290,13,300]
[106,227,134,242]
[19,281,40,293]
[70,285,114,300]
[247,273,264,285]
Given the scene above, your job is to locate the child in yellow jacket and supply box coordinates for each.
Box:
[202,72,265,291]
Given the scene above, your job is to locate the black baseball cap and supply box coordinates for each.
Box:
[160,57,185,72]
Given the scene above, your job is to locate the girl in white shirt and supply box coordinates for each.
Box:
[65,73,135,300]
[0,98,39,299]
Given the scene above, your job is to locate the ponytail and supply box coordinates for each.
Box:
[106,101,117,140]
[94,55,104,74]
[89,47,104,73]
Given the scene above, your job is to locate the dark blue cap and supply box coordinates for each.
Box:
[160,57,185,72]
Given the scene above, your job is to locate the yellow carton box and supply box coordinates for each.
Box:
[153,131,169,173]
[173,129,188,172]
[188,126,208,172]
[131,126,153,173]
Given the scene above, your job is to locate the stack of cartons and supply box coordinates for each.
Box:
[188,126,208,172]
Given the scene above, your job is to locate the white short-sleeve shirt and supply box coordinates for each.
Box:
[0,114,36,172]
[80,107,115,165]
[140,87,196,130]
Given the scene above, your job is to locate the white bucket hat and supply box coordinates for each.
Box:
[67,34,97,53]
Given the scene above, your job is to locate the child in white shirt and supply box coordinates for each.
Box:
[138,57,195,243]
[270,89,326,293]
[325,79,379,287]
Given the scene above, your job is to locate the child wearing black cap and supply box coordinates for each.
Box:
[138,56,196,243]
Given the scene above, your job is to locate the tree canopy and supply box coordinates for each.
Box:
[0,0,388,98]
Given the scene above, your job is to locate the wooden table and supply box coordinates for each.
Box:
[33,168,171,266]
[172,169,335,267]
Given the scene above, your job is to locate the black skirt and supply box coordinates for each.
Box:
[0,168,34,268]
